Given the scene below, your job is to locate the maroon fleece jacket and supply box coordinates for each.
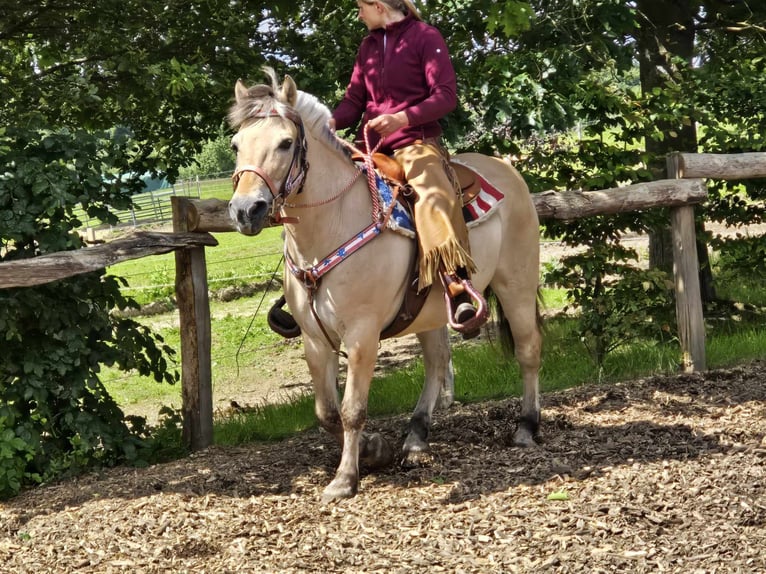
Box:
[332,14,457,155]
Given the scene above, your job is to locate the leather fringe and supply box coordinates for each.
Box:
[418,238,477,291]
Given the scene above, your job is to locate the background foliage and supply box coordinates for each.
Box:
[2,0,765,498]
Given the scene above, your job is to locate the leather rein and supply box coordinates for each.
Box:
[231,108,400,356]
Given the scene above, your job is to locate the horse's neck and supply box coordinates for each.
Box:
[282,150,373,263]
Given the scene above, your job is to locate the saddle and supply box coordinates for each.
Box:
[352,152,483,204]
[352,152,486,339]
[267,154,488,341]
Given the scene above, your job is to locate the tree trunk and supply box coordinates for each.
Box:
[636,0,716,300]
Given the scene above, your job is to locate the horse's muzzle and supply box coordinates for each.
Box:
[229,197,269,235]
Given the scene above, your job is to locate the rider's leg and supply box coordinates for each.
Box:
[393,141,487,335]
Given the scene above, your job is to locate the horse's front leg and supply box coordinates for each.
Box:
[304,336,342,443]
[401,327,453,467]
[323,333,393,502]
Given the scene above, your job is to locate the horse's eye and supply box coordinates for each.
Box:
[278,138,294,151]
[231,143,238,154]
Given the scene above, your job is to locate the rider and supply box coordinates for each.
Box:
[329,0,487,336]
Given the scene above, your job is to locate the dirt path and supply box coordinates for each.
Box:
[2,361,765,572]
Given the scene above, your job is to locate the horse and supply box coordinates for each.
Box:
[228,69,542,502]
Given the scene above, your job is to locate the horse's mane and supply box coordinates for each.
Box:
[295,91,352,158]
[228,68,351,160]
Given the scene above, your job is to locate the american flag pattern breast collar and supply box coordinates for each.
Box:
[284,220,383,290]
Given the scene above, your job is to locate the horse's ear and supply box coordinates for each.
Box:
[234,80,249,104]
[280,75,298,107]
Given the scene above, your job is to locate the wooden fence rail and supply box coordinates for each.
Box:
[2,152,765,450]
[0,232,217,288]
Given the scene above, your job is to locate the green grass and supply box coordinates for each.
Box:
[707,326,766,366]
[103,294,288,411]
[202,312,766,448]
[715,279,766,308]
[109,219,285,306]
[540,287,568,311]
[214,394,317,443]
[194,177,236,202]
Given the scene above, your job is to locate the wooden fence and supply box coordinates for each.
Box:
[2,152,765,450]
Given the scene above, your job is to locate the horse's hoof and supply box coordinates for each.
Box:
[321,479,357,503]
[512,426,538,448]
[402,432,428,452]
[360,433,395,469]
[401,429,430,468]
[401,448,434,469]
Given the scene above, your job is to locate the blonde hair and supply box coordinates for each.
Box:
[364,0,423,21]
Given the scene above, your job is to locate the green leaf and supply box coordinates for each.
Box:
[547,490,569,501]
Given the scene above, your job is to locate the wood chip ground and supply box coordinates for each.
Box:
[2,361,765,573]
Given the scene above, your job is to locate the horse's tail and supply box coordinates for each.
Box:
[486,287,545,358]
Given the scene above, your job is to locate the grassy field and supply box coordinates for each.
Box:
[100,178,766,450]
[104,251,766,445]
[113,226,285,305]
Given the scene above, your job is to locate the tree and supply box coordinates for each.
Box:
[635,0,766,300]
[0,0,295,497]
[636,0,698,275]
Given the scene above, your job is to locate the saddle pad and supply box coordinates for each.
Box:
[452,161,506,228]
[367,162,505,236]
[364,167,416,238]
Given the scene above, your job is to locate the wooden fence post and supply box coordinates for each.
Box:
[668,153,707,372]
[172,196,214,450]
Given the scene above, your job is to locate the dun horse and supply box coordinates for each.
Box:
[228,70,542,501]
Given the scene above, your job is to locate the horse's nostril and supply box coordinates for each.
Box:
[247,201,268,223]
[231,197,269,233]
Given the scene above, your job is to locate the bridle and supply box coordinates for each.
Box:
[231,107,309,222]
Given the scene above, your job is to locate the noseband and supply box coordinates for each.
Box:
[231,107,310,212]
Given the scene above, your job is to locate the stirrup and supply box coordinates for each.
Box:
[441,275,488,335]
[455,301,481,340]
[267,295,301,339]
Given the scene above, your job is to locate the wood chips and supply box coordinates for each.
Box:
[2,361,765,573]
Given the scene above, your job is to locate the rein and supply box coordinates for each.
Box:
[282,168,363,210]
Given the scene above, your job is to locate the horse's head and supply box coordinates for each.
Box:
[227,69,308,235]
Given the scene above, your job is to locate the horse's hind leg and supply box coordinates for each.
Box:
[498,288,542,447]
[401,327,453,466]
[509,309,542,447]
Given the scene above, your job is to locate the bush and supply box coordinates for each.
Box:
[0,124,179,499]
[178,132,235,179]
[712,233,766,282]
[0,274,179,498]
[545,240,676,367]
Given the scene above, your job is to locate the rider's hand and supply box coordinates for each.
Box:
[328,118,336,133]
[368,112,409,138]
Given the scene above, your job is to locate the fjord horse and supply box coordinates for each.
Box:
[228,70,541,501]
